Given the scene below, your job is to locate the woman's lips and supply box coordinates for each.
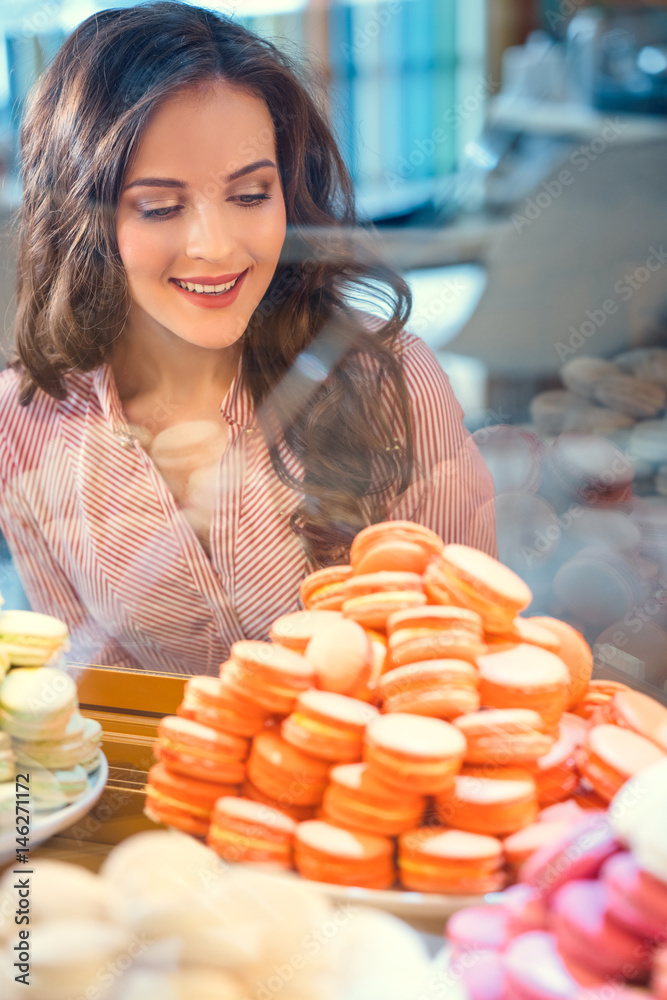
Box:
[169,269,248,309]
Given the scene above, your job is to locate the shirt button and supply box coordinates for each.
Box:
[115,432,135,449]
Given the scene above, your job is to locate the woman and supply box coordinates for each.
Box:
[0,2,495,674]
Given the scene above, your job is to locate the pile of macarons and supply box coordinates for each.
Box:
[0,828,441,1000]
[0,608,102,823]
[443,756,667,1000]
[144,521,667,894]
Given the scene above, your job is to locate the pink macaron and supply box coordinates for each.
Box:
[601,852,667,941]
[520,811,620,898]
[551,878,652,982]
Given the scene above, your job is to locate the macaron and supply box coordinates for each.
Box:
[363,712,466,795]
[501,930,606,1000]
[281,689,378,762]
[595,373,666,418]
[527,616,594,708]
[551,878,652,981]
[601,851,667,941]
[0,666,77,740]
[349,520,443,575]
[457,950,508,1000]
[240,778,316,822]
[385,605,486,667]
[224,640,315,715]
[180,674,270,738]
[0,733,15,783]
[607,689,667,752]
[320,761,425,836]
[0,609,69,667]
[32,764,88,809]
[477,644,569,731]
[341,572,427,630]
[398,827,505,894]
[435,766,538,837]
[423,544,532,635]
[488,616,561,655]
[446,904,510,958]
[12,711,86,771]
[471,424,543,495]
[23,919,132,1000]
[304,617,374,698]
[520,812,620,898]
[560,356,622,400]
[294,819,395,889]
[247,729,331,806]
[154,716,248,785]
[570,678,631,720]
[207,796,296,867]
[501,883,550,937]
[269,609,344,653]
[578,724,666,803]
[144,761,238,837]
[530,713,586,805]
[377,659,480,719]
[79,717,103,774]
[452,708,554,766]
[300,564,353,611]
[503,819,576,875]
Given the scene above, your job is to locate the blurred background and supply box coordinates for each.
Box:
[1,0,667,695]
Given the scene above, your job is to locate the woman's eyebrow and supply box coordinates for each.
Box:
[123,158,277,191]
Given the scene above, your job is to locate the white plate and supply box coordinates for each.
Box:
[0,753,108,865]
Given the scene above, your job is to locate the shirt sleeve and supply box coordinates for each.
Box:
[387,332,498,557]
[0,431,135,667]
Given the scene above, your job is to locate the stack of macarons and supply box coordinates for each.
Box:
[0,664,102,810]
[144,523,667,894]
[443,757,667,1000]
[0,609,69,667]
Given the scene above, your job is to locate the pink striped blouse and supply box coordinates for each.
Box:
[0,331,496,674]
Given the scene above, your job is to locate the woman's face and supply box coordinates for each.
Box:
[116,80,287,352]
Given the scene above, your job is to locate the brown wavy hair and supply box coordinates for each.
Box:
[12,0,414,565]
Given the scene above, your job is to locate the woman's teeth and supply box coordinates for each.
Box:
[174,276,240,294]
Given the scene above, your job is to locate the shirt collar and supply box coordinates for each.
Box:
[92,355,257,434]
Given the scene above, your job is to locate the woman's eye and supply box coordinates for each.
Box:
[236,193,271,208]
[139,206,181,220]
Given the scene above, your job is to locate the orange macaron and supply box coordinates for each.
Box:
[435,765,539,836]
[241,778,316,822]
[527,616,594,708]
[294,819,396,889]
[377,659,480,719]
[223,640,315,715]
[207,796,296,868]
[452,708,555,766]
[486,617,561,655]
[607,688,667,751]
[530,712,586,806]
[154,716,248,785]
[363,712,466,795]
[341,571,427,630]
[350,520,444,575]
[179,674,270,738]
[398,827,505,894]
[423,544,533,635]
[569,679,631,721]
[247,729,331,807]
[305,617,375,699]
[269,609,344,653]
[144,761,238,838]
[281,689,379,762]
[477,643,570,731]
[320,762,425,836]
[577,723,666,802]
[385,605,486,668]
[300,565,353,611]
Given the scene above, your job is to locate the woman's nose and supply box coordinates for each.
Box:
[185,201,238,262]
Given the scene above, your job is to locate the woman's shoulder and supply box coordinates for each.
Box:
[0,365,95,457]
[352,310,452,395]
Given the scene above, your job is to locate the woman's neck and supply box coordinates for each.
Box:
[111,312,242,407]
